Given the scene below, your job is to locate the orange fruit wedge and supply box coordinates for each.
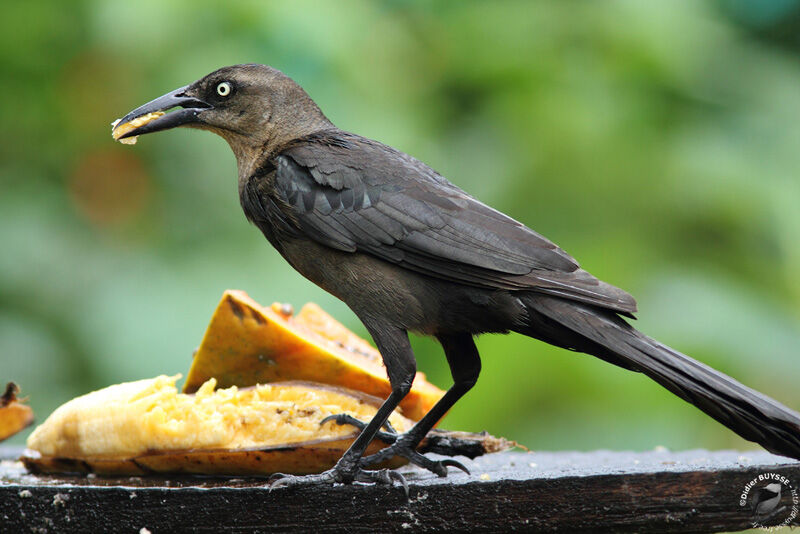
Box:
[183,290,444,421]
[0,383,34,442]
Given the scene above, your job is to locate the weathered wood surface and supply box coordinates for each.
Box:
[2,446,799,533]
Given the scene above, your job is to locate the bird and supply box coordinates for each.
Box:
[752,482,783,518]
[113,63,800,488]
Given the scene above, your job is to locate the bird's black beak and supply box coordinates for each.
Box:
[112,85,211,142]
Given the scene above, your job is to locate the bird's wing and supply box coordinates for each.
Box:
[266,133,636,314]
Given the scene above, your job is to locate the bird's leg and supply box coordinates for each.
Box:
[269,323,416,490]
[358,333,481,477]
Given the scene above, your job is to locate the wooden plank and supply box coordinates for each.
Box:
[1,446,799,533]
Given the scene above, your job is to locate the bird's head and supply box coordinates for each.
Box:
[112,64,332,169]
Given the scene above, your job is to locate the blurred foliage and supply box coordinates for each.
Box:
[2,0,800,463]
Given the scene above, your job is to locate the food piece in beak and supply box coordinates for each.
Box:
[111,112,166,145]
[110,85,209,144]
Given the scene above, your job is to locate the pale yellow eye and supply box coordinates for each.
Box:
[217,82,232,97]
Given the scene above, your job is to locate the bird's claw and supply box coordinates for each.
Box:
[431,458,471,476]
[361,439,471,477]
[319,413,398,442]
[267,471,335,491]
[316,414,469,479]
[356,468,409,497]
[267,467,408,497]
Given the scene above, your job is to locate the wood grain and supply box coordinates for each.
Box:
[2,447,799,533]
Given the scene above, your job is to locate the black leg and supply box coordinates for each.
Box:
[359,332,481,476]
[269,321,416,489]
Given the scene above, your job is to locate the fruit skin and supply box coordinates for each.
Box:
[0,383,34,442]
[22,437,407,477]
[21,430,514,477]
[183,290,444,421]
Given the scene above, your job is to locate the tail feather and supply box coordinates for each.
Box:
[516,293,800,460]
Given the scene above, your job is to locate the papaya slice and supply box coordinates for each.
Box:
[183,290,444,421]
[0,383,34,442]
[22,376,511,476]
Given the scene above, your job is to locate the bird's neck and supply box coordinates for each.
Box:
[229,140,265,184]
[223,91,335,191]
[228,123,334,197]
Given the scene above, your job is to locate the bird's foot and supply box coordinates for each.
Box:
[267,415,409,494]
[321,414,470,478]
[362,438,470,477]
[268,465,408,496]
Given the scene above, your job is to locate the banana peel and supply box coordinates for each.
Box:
[23,430,512,477]
[183,290,444,421]
[22,376,512,476]
[0,383,34,442]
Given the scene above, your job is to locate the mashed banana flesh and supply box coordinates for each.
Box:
[26,375,410,459]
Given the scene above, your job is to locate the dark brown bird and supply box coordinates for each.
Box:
[114,64,800,488]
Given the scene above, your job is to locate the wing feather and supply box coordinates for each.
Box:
[271,133,637,314]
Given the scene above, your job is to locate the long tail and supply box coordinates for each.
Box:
[514,293,800,460]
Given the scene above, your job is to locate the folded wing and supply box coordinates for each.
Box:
[267,132,637,315]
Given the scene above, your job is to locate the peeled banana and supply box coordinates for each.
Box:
[22,375,512,476]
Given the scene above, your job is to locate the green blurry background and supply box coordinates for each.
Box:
[2,0,800,457]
